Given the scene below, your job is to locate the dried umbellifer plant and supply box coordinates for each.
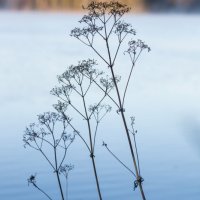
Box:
[71,1,150,200]
[24,60,115,200]
[24,112,75,200]
[24,1,150,200]
[51,59,114,200]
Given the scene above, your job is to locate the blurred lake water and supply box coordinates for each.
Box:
[0,12,200,200]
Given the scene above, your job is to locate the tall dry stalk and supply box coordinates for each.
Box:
[51,60,114,199]
[70,1,150,199]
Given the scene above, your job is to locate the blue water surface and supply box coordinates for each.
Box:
[0,12,200,200]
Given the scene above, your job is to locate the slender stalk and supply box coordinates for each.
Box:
[80,84,103,200]
[52,132,65,200]
[66,176,68,200]
[91,156,102,200]
[88,30,147,199]
[122,50,143,107]
[64,114,91,152]
[131,131,141,175]
[104,143,135,176]
[92,121,99,153]
[55,169,65,200]
[70,3,149,198]
[32,182,53,200]
[105,30,146,199]
[120,111,146,200]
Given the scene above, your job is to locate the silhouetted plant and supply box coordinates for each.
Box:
[71,1,150,200]
[28,174,53,200]
[24,112,75,200]
[24,1,150,199]
[51,59,113,200]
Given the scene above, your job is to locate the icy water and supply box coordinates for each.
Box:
[0,12,200,200]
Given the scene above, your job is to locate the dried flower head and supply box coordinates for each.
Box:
[70,25,103,39]
[53,101,68,113]
[100,75,121,91]
[126,39,151,55]
[23,112,73,150]
[28,174,37,186]
[114,21,136,36]
[84,1,130,17]
[38,112,63,125]
[59,164,74,177]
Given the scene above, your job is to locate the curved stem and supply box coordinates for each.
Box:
[122,49,143,106]
[122,62,134,106]
[32,183,53,200]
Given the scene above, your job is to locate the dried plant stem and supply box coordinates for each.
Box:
[103,23,146,198]
[32,182,53,200]
[91,156,102,200]
[120,111,146,200]
[55,170,65,200]
[81,85,103,200]
[109,50,146,200]
[104,14,146,199]
[24,112,75,200]
[69,2,150,198]
[52,131,65,200]
[103,143,135,176]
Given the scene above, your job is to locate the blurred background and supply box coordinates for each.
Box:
[0,0,200,12]
[0,0,200,200]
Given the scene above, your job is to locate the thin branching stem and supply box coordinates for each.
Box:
[103,15,146,200]
[132,132,141,175]
[79,81,103,200]
[59,141,68,170]
[32,182,53,200]
[62,112,91,152]
[35,140,55,170]
[24,112,75,200]
[77,37,90,46]
[103,143,136,177]
[37,136,54,148]
[84,80,92,96]
[112,40,122,66]
[92,121,99,153]
[68,101,86,119]
[89,94,106,119]
[56,96,87,119]
[122,61,135,107]
[122,49,143,106]
[50,127,65,200]
[82,73,119,107]
[90,45,110,65]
